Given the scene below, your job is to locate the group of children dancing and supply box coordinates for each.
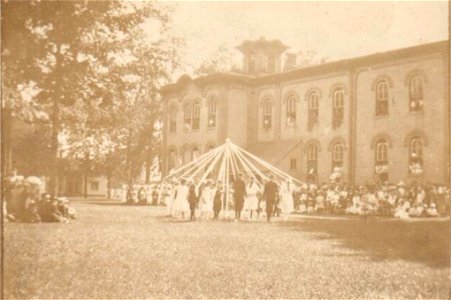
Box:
[160,174,297,222]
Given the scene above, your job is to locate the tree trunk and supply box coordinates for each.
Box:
[107,162,112,199]
[83,152,89,199]
[125,128,134,189]
[48,94,60,197]
[145,142,153,184]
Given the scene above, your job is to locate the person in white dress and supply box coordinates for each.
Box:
[173,179,190,220]
[279,178,295,221]
[199,180,215,221]
[245,177,261,220]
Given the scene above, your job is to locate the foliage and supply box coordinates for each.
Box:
[2,1,180,192]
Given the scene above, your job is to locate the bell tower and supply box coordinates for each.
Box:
[236,37,288,75]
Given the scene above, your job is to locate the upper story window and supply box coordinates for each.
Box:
[207,96,217,128]
[183,104,192,130]
[375,81,389,116]
[308,91,319,130]
[409,138,423,174]
[169,106,177,133]
[332,88,344,128]
[183,101,200,131]
[249,52,256,73]
[263,98,272,130]
[409,76,423,112]
[267,53,276,73]
[286,95,297,125]
[332,143,344,169]
[192,102,200,130]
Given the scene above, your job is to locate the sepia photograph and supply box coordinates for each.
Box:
[1,1,450,299]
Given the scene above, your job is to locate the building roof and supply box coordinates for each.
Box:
[236,36,289,53]
[160,40,449,95]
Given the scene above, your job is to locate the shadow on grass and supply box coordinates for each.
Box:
[278,218,450,269]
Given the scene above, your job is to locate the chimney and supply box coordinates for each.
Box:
[284,52,297,71]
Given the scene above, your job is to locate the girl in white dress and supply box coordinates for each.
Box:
[199,180,215,220]
[245,178,261,220]
[279,178,295,221]
[174,179,190,220]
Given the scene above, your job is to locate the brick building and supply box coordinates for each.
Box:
[160,37,450,185]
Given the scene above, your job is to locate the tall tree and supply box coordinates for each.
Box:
[2,1,180,196]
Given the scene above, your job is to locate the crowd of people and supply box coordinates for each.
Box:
[4,170,76,223]
[293,180,449,219]
[159,174,450,222]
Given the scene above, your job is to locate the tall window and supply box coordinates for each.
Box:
[192,146,200,161]
[308,91,319,131]
[290,158,297,170]
[307,144,318,179]
[375,139,389,181]
[207,96,217,128]
[192,103,200,130]
[375,81,389,116]
[332,88,344,128]
[267,53,276,73]
[168,149,176,170]
[332,143,344,169]
[169,107,177,133]
[249,52,256,72]
[183,104,192,130]
[409,138,423,174]
[409,76,423,112]
[286,95,296,125]
[263,98,272,130]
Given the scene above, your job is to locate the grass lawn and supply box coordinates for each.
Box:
[4,199,450,299]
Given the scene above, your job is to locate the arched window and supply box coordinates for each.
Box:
[267,53,276,73]
[192,102,200,130]
[206,144,215,153]
[307,144,318,179]
[374,139,389,181]
[249,52,256,72]
[263,98,272,130]
[183,104,192,130]
[409,76,423,112]
[207,96,217,128]
[286,95,296,125]
[375,81,389,116]
[409,138,423,174]
[332,88,344,128]
[332,143,344,169]
[168,149,177,170]
[191,146,200,161]
[169,107,177,133]
[308,91,319,130]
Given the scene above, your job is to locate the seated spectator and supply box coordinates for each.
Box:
[394,202,409,219]
[40,198,69,223]
[298,199,307,214]
[315,193,325,213]
[426,203,438,217]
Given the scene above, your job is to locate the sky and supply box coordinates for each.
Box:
[163,1,449,78]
